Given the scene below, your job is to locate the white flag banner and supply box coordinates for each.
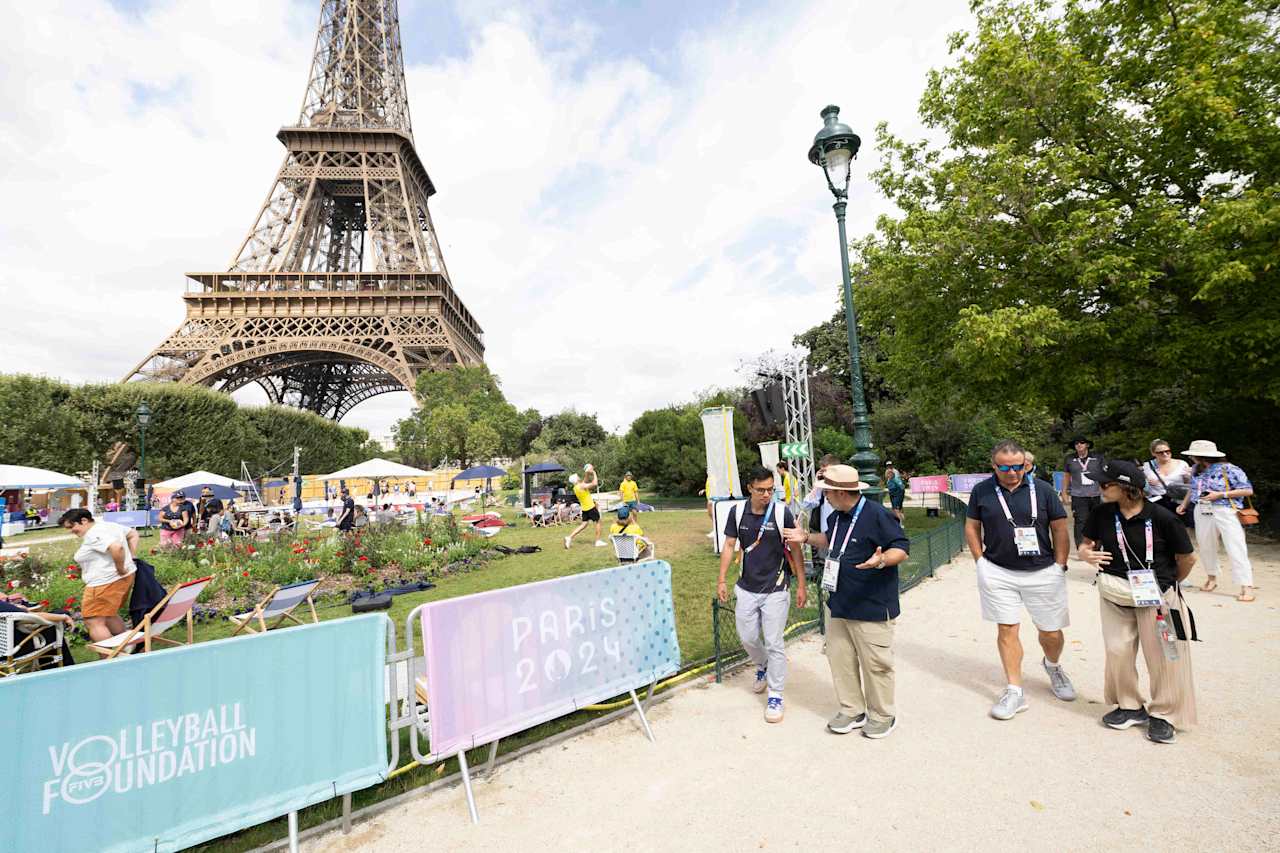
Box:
[701,406,742,500]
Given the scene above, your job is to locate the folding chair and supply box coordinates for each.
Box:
[229,579,321,636]
[88,576,213,659]
[0,612,66,676]
[610,534,656,563]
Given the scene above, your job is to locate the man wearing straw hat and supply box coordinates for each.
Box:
[785,465,910,738]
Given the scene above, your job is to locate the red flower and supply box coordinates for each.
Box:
[65,564,75,570]
[242,571,249,577]
[64,596,77,605]
[39,599,49,607]
[423,538,432,546]
[336,551,345,557]
[247,546,256,554]
[367,568,376,574]
[358,556,368,562]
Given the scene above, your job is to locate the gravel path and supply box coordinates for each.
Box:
[308,543,1280,853]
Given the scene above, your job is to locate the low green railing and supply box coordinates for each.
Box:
[711,493,967,682]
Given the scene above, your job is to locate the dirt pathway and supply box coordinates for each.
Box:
[308,543,1280,852]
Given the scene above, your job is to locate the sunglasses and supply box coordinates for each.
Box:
[1155,449,1172,455]
[994,464,1025,473]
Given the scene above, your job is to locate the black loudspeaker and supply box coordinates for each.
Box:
[752,382,786,429]
[111,478,124,489]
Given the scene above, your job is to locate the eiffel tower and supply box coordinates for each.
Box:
[125,0,483,420]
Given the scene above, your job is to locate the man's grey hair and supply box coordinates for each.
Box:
[991,439,1026,459]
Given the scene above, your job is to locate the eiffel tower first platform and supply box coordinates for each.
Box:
[125,0,483,420]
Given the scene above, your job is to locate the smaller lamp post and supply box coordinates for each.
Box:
[808,104,880,496]
[136,402,151,510]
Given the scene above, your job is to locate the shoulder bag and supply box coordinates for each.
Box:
[1222,466,1259,526]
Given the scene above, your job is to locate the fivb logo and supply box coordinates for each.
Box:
[42,703,256,814]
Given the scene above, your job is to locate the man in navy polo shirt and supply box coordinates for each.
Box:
[966,439,1075,721]
[786,465,909,739]
[718,466,807,724]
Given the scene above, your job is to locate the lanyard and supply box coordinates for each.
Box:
[1113,515,1154,571]
[830,497,866,560]
[995,480,1037,525]
[742,503,776,553]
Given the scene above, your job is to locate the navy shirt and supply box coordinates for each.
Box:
[724,503,796,594]
[967,476,1066,570]
[823,498,910,622]
[1082,500,1192,591]
[337,496,356,531]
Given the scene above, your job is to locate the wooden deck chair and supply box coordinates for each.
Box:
[88,576,213,659]
[229,579,321,636]
[0,612,66,676]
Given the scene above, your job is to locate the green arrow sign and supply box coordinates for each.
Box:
[781,442,808,459]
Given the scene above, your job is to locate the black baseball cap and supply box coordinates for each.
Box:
[1097,459,1144,488]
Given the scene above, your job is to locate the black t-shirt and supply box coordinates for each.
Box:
[202,498,223,519]
[161,505,189,530]
[337,496,356,530]
[966,476,1067,570]
[823,498,911,622]
[1082,500,1192,591]
[724,503,796,594]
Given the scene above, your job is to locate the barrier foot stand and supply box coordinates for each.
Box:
[629,688,656,743]
[458,749,481,824]
[288,810,300,853]
[342,792,352,834]
[484,739,500,777]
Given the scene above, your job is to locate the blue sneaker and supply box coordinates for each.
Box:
[765,696,784,723]
[753,668,768,694]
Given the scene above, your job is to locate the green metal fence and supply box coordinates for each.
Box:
[711,493,968,682]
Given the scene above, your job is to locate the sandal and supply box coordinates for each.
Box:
[1238,591,1256,603]
[1200,579,1218,593]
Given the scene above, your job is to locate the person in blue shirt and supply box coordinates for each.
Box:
[786,465,909,739]
[883,463,906,525]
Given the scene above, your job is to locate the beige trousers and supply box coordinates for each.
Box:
[1099,586,1197,730]
[825,610,895,722]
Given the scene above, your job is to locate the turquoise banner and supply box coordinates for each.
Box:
[0,613,389,852]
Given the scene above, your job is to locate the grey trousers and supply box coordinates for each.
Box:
[735,587,790,694]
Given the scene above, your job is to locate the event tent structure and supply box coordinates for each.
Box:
[0,465,83,490]
[319,458,432,481]
[521,460,566,508]
[153,471,250,492]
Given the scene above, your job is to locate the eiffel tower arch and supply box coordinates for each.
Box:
[125,0,483,420]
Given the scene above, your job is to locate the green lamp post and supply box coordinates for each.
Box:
[136,402,151,508]
[808,104,880,497]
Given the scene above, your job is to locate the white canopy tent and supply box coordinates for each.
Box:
[152,470,250,491]
[0,465,84,490]
[319,458,432,481]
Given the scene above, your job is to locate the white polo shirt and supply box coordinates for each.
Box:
[75,521,137,587]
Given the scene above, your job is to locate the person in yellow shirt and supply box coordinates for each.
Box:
[609,505,653,560]
[619,472,640,516]
[565,465,605,548]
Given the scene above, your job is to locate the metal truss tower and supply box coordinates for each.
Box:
[781,356,816,499]
[125,0,483,420]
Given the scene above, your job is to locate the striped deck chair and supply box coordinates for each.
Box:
[229,579,321,636]
[87,576,213,659]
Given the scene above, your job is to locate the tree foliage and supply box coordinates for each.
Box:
[394,366,539,468]
[0,375,374,478]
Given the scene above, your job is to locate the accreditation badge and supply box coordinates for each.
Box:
[822,557,840,592]
[1013,526,1041,556]
[1126,569,1163,607]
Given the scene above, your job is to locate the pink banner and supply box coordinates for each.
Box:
[419,562,680,758]
[908,475,951,494]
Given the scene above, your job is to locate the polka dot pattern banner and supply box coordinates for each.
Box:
[419,560,682,758]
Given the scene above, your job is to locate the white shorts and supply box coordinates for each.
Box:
[976,557,1069,631]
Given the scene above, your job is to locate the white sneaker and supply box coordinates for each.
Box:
[563,536,571,549]
[706,530,715,538]
[594,539,607,547]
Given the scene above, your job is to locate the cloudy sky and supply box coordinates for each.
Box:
[0,0,973,441]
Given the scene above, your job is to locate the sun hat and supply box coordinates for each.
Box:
[1070,436,1093,448]
[1181,439,1225,458]
[820,464,863,491]
[1096,459,1145,488]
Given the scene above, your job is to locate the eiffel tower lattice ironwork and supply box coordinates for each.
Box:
[125,0,483,420]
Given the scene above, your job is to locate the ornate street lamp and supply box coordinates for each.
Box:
[136,402,151,509]
[808,104,880,496]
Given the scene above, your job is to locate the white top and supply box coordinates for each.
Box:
[1143,458,1192,499]
[75,521,137,587]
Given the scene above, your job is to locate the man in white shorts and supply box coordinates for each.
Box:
[965,439,1076,720]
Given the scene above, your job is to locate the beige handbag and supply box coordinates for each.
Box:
[1096,571,1139,607]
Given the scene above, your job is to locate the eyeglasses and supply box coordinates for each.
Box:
[749,486,773,495]
[994,464,1025,473]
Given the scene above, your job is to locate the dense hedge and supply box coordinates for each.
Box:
[0,374,376,480]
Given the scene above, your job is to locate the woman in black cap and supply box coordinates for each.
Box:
[1078,459,1197,744]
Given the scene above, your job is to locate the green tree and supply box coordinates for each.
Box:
[394,366,529,466]
[535,411,608,452]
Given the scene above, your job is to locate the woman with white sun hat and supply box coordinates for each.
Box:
[1176,440,1256,602]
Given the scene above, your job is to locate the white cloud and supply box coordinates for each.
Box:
[0,0,971,442]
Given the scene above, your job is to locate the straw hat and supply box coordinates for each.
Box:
[1181,439,1225,458]
[820,464,863,491]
